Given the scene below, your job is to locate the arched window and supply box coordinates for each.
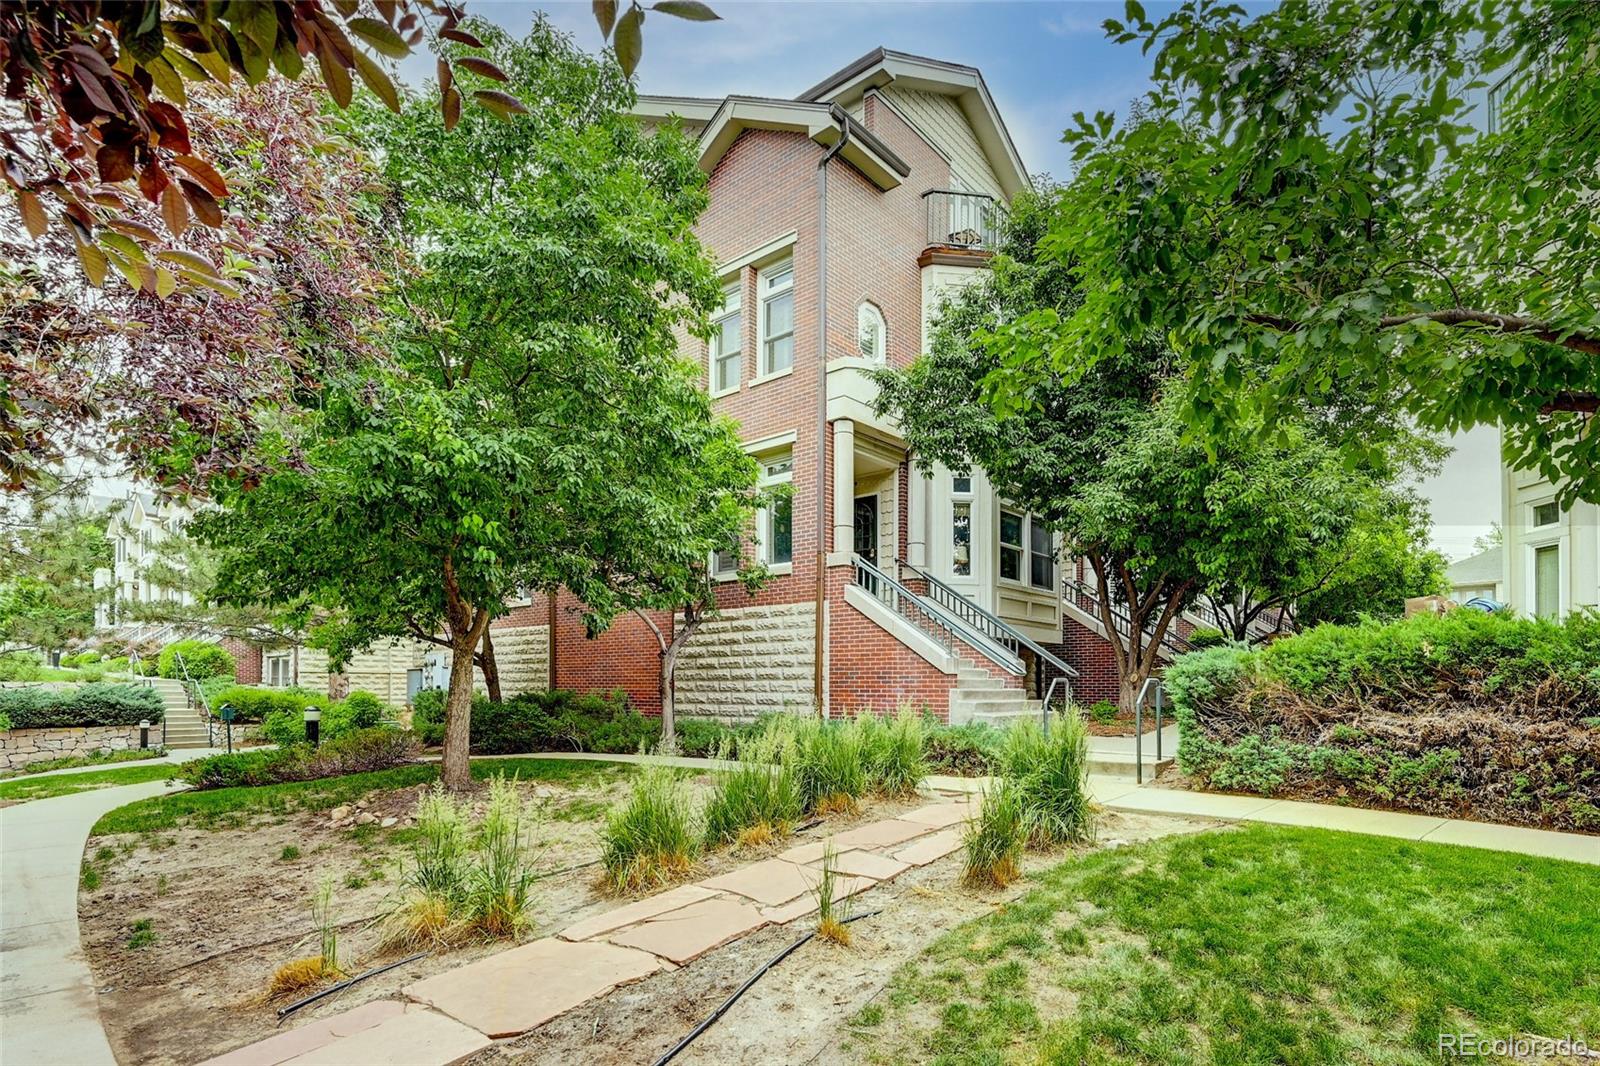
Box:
[857,302,887,362]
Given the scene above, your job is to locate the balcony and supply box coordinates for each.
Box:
[922,189,1004,256]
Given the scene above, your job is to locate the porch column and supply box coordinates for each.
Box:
[907,462,929,568]
[832,419,855,558]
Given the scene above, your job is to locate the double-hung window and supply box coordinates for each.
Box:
[999,510,1024,582]
[759,259,795,376]
[1028,516,1055,590]
[265,652,293,688]
[710,283,742,394]
[759,454,794,567]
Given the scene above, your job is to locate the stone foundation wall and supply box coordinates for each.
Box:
[492,625,549,698]
[0,725,148,769]
[208,721,267,748]
[674,603,816,720]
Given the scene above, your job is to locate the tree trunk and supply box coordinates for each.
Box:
[1118,671,1146,717]
[478,627,502,703]
[653,609,702,755]
[440,631,478,791]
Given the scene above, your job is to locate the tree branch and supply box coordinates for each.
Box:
[1245,308,1600,357]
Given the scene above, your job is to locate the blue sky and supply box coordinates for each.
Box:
[458,1,1172,180]
[427,2,1502,559]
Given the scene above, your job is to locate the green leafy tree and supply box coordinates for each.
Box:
[1293,495,1451,629]
[196,20,741,790]
[992,0,1600,504]
[0,489,109,656]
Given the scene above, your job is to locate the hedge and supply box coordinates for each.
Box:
[210,685,322,724]
[157,640,235,681]
[0,683,165,729]
[257,689,392,746]
[175,728,420,790]
[411,688,659,754]
[1166,611,1600,832]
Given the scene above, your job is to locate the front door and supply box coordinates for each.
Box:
[854,494,879,566]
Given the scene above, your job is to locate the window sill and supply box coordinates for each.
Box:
[751,366,794,387]
[710,383,741,399]
[765,562,793,576]
[714,571,742,583]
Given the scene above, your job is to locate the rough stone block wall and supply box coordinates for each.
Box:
[337,642,424,706]
[491,624,550,698]
[0,725,144,769]
[674,602,817,720]
[297,648,330,698]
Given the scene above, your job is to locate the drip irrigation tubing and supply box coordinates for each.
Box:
[650,909,882,1066]
[276,951,430,1022]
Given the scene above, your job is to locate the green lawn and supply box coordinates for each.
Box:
[854,825,1600,1065]
[0,763,178,804]
[91,757,633,834]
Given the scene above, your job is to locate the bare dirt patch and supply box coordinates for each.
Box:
[78,770,941,1065]
[463,809,1223,1066]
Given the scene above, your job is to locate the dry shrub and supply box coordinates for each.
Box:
[735,822,776,849]
[268,955,335,997]
[813,792,860,817]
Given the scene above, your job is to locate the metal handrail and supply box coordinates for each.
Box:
[1133,676,1166,785]
[852,556,1024,676]
[899,562,1078,680]
[1040,675,1073,735]
[171,648,212,741]
[1067,579,1192,657]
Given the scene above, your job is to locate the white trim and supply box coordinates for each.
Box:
[743,430,798,454]
[718,231,797,277]
[751,365,793,387]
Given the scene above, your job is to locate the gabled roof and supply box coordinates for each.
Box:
[634,95,911,191]
[1448,546,1502,586]
[633,47,1026,198]
[796,48,1029,198]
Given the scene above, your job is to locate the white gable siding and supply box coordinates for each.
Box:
[881,87,1005,200]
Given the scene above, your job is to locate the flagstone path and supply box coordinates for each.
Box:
[198,797,976,1066]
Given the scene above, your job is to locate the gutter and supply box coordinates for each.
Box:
[812,104,850,719]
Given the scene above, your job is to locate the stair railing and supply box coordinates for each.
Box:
[1040,675,1074,735]
[1133,677,1167,785]
[1068,579,1192,658]
[852,556,1025,676]
[898,562,1079,683]
[171,648,212,745]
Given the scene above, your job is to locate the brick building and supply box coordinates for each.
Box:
[479,48,1187,724]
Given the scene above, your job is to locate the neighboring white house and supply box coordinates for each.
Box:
[1499,440,1600,619]
[1446,545,1503,605]
[92,493,194,630]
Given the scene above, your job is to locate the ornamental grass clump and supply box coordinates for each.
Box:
[860,704,929,797]
[600,766,699,893]
[1000,715,1096,848]
[963,778,1026,888]
[466,775,541,939]
[270,875,344,996]
[815,843,852,945]
[380,784,471,950]
[788,717,867,816]
[703,731,802,849]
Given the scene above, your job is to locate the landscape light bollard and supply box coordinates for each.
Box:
[304,706,321,748]
[220,703,235,754]
[139,720,150,749]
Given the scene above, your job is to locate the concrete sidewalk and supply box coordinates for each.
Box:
[927,773,1599,866]
[0,778,189,1065]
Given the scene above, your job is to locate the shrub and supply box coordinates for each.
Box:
[175,728,419,790]
[0,651,43,681]
[1084,700,1119,725]
[924,721,1004,776]
[859,705,928,797]
[963,779,1026,888]
[785,717,868,816]
[703,730,802,848]
[1186,627,1227,650]
[600,766,699,894]
[1167,612,1600,831]
[211,685,322,725]
[157,640,235,681]
[338,690,386,730]
[0,683,164,729]
[411,688,446,744]
[675,717,757,758]
[999,716,1096,847]
[412,689,658,754]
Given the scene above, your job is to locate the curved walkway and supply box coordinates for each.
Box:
[0,778,188,1066]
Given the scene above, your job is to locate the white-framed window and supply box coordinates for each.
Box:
[1531,500,1561,528]
[712,538,739,577]
[951,475,973,577]
[1532,543,1562,618]
[758,453,794,567]
[265,651,293,688]
[1029,516,1055,590]
[710,282,742,394]
[857,301,886,362]
[999,510,1023,582]
[759,259,794,377]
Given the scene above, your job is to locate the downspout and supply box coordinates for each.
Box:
[813,105,850,720]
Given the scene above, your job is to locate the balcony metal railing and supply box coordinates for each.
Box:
[1067,579,1192,658]
[923,189,1004,252]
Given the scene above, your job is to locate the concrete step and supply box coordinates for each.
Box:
[1084,749,1175,780]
